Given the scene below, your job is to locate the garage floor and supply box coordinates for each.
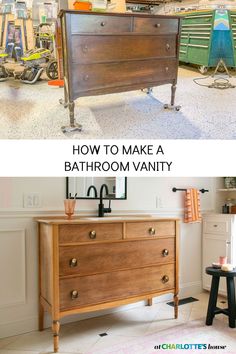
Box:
[1,67,236,139]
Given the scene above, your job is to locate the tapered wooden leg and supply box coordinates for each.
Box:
[147,298,153,306]
[52,320,60,353]
[226,277,236,328]
[206,276,219,325]
[174,294,179,319]
[38,300,44,331]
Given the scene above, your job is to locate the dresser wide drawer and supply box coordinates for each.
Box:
[70,14,131,34]
[126,221,175,238]
[59,223,123,243]
[59,238,175,276]
[71,35,177,64]
[59,264,175,310]
[203,220,230,235]
[71,58,177,95]
[133,17,179,34]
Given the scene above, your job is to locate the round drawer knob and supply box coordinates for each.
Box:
[69,258,78,267]
[82,45,88,53]
[101,22,106,26]
[165,67,169,72]
[149,227,155,236]
[83,74,89,81]
[155,23,161,28]
[162,275,169,284]
[213,224,218,227]
[166,43,170,50]
[162,249,169,257]
[89,230,96,239]
[71,290,79,299]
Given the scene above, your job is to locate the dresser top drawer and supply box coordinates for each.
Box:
[133,17,179,34]
[59,223,123,243]
[70,14,131,34]
[126,220,176,238]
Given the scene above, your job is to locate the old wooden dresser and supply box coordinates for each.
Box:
[38,216,179,352]
[58,10,181,133]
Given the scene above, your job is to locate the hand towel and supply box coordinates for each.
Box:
[184,188,202,223]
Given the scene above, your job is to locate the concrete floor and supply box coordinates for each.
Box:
[0,292,235,354]
[0,67,236,139]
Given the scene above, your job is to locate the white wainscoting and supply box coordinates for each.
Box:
[0,229,26,308]
[0,210,205,339]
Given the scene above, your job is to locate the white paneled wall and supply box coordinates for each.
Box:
[0,177,219,338]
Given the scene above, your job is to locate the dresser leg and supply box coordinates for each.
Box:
[38,300,44,331]
[61,101,82,134]
[174,294,179,319]
[163,82,181,111]
[52,320,60,353]
[147,298,153,306]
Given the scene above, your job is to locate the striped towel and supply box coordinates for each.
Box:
[184,188,202,223]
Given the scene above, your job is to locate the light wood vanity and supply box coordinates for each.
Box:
[38,216,180,352]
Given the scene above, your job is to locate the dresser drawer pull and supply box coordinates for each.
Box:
[71,290,79,299]
[162,249,169,257]
[69,258,78,267]
[166,43,170,51]
[149,227,156,236]
[155,23,161,28]
[213,224,218,227]
[82,45,88,53]
[89,230,97,239]
[161,275,169,284]
[101,21,106,27]
[83,75,89,81]
[165,67,169,72]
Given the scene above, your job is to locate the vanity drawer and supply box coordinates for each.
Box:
[59,223,123,243]
[71,58,177,95]
[71,35,177,64]
[133,17,179,34]
[126,221,175,238]
[70,14,131,34]
[59,238,175,276]
[59,263,175,310]
[203,220,230,235]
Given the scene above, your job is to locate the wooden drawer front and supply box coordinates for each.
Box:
[59,238,175,276]
[71,58,177,94]
[71,35,177,64]
[59,264,175,310]
[70,14,131,34]
[126,221,175,239]
[203,220,229,235]
[59,223,123,243]
[133,18,179,34]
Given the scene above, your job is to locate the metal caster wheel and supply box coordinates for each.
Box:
[163,104,181,111]
[142,88,153,94]
[61,123,82,134]
[199,65,208,75]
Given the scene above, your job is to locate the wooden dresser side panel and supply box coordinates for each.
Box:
[39,223,54,306]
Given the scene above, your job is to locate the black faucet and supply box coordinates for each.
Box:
[87,185,98,198]
[98,184,112,217]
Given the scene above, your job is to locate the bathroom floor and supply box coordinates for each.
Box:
[0,292,235,354]
[1,68,236,139]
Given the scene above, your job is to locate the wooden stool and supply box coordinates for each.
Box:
[205,267,236,328]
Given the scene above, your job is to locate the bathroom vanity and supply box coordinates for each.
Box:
[38,216,179,352]
[58,10,181,133]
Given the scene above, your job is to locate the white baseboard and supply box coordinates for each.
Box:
[0,282,202,339]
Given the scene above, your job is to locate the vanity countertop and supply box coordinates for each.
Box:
[37,215,180,225]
